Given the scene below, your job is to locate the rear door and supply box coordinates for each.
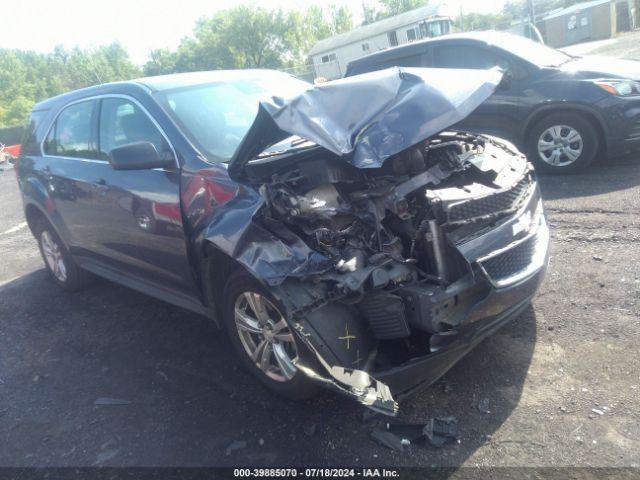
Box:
[42,99,103,251]
[427,44,523,141]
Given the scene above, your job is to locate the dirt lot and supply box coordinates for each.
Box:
[562,30,640,60]
[0,152,639,469]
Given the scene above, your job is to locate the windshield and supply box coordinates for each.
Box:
[494,34,572,67]
[155,72,308,162]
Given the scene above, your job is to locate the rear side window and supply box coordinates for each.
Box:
[98,98,170,160]
[431,45,509,70]
[44,100,97,159]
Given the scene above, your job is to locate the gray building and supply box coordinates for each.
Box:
[536,0,634,47]
[309,5,453,80]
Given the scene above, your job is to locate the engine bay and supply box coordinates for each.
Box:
[246,132,533,331]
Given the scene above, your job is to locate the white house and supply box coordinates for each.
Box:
[309,5,454,80]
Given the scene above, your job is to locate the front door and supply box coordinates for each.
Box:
[90,96,195,295]
[428,44,523,142]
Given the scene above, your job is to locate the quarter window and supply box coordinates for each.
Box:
[44,100,97,159]
[406,28,417,42]
[98,98,171,161]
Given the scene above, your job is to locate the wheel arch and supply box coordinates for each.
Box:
[201,242,249,328]
[520,104,608,155]
[23,202,68,249]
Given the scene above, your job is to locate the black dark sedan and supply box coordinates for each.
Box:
[346,31,640,173]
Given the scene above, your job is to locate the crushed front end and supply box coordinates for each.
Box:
[239,132,548,415]
[218,67,548,414]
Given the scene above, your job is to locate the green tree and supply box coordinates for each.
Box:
[0,43,140,128]
[377,0,429,19]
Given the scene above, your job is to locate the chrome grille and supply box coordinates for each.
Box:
[447,175,531,223]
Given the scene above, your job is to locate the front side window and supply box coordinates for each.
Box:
[98,98,171,160]
[44,100,97,159]
[407,28,417,42]
[378,54,425,70]
[431,45,510,70]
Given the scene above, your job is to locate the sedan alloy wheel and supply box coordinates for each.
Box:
[234,291,298,382]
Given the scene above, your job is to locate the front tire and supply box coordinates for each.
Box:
[526,112,599,174]
[34,219,89,292]
[222,270,319,400]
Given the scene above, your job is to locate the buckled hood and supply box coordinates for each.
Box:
[228,67,503,180]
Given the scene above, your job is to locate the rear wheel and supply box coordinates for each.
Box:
[527,112,599,174]
[34,219,89,292]
[222,270,319,400]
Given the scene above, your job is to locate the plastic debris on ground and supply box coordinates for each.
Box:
[371,417,458,451]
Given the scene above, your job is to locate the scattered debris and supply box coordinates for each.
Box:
[441,380,454,394]
[386,423,426,443]
[547,325,555,331]
[361,409,380,424]
[423,417,458,447]
[303,422,317,436]
[258,438,265,446]
[156,370,169,381]
[225,440,247,456]
[372,417,458,451]
[477,398,491,414]
[592,255,603,261]
[371,427,406,452]
[94,397,131,406]
[591,408,605,416]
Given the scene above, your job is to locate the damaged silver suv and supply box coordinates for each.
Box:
[17,68,549,415]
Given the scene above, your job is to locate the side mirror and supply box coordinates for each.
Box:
[108,141,173,170]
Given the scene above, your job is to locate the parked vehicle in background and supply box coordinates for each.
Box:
[346,31,640,174]
[14,68,549,414]
[1,144,21,161]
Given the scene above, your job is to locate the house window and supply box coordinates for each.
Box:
[388,31,398,47]
[321,55,330,63]
[407,28,417,42]
[362,43,370,52]
[321,53,336,63]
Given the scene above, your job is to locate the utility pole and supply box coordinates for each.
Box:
[527,0,536,39]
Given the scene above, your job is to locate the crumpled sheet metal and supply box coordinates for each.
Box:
[202,183,332,286]
[292,322,398,415]
[256,67,502,169]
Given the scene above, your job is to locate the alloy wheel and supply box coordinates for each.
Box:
[234,292,298,382]
[537,125,583,167]
[41,230,67,282]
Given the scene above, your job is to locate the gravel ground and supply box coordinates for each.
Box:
[0,154,639,468]
[562,30,640,60]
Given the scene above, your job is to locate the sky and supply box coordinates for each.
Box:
[1,0,507,65]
